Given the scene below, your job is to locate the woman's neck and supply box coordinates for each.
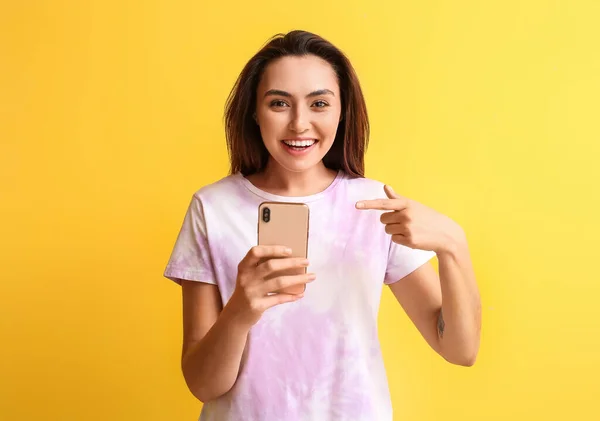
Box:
[246,161,338,197]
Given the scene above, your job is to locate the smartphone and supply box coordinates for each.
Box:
[257,201,310,295]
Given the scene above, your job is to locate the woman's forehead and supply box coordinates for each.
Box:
[258,56,339,95]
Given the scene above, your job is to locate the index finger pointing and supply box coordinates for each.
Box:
[356,199,408,211]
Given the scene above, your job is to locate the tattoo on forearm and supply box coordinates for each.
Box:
[437,309,445,338]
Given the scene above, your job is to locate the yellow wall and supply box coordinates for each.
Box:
[2,1,599,420]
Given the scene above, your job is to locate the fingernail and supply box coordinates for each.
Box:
[301,259,310,266]
[284,248,292,255]
[356,202,364,209]
[308,273,316,280]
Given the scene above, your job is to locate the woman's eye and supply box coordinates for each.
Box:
[269,100,329,108]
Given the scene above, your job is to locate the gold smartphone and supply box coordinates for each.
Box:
[257,201,310,295]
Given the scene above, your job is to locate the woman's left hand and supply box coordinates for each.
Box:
[356,185,465,254]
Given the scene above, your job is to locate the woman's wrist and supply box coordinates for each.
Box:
[221,297,256,333]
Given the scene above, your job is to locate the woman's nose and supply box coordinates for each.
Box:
[288,108,311,133]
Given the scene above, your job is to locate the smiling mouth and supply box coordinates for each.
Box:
[281,139,318,149]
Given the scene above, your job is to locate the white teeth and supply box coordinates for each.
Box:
[283,139,316,147]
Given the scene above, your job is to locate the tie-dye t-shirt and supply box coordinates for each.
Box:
[164,170,436,421]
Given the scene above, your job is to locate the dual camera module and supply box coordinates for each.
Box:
[262,207,270,223]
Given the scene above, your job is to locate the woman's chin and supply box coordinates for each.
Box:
[271,156,325,174]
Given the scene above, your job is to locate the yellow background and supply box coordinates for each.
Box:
[1,1,599,420]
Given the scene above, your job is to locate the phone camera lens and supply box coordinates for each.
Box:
[262,207,270,222]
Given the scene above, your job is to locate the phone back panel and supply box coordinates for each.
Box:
[257,202,309,294]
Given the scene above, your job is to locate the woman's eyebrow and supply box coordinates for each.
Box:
[264,89,335,98]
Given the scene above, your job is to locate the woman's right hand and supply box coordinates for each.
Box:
[225,245,315,327]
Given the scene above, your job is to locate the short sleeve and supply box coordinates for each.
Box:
[384,241,437,285]
[163,195,217,286]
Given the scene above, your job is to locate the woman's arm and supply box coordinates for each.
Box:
[389,235,481,366]
[357,185,481,366]
[180,281,251,402]
[178,245,315,402]
[436,237,481,365]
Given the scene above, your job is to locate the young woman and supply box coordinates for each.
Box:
[164,30,481,421]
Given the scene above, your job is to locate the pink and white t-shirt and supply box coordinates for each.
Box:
[164,170,436,421]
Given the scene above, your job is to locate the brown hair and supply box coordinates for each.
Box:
[224,30,369,178]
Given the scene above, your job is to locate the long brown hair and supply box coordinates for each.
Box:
[224,30,369,178]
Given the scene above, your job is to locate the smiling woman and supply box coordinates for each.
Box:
[253,56,342,178]
[163,29,480,421]
[224,32,369,180]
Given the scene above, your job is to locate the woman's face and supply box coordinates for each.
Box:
[255,55,342,174]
